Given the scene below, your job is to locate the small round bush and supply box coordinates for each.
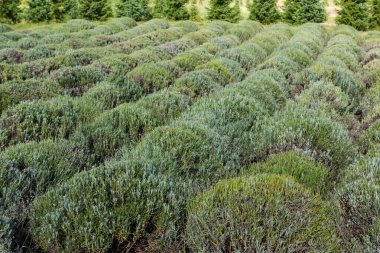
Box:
[217,44,267,70]
[249,151,330,193]
[63,19,95,32]
[0,96,102,148]
[84,79,142,110]
[55,48,103,67]
[186,174,339,252]
[337,155,380,248]
[49,66,104,97]
[127,61,181,93]
[0,78,61,114]
[73,90,190,163]
[0,48,23,64]
[173,48,213,72]
[196,57,245,83]
[22,44,59,62]
[172,69,223,100]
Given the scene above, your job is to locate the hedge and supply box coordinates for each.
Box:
[186,174,339,252]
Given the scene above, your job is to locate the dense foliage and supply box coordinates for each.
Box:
[283,0,327,24]
[0,17,379,253]
[207,0,241,22]
[249,0,281,24]
[337,0,371,31]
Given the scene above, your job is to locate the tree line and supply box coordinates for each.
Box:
[0,0,379,30]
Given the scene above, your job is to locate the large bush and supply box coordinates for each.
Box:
[0,0,21,23]
[283,0,326,24]
[24,0,54,22]
[186,174,339,252]
[249,0,281,24]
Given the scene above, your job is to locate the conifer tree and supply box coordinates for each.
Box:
[154,0,190,20]
[249,0,281,24]
[77,0,112,21]
[284,0,327,24]
[116,0,152,21]
[207,0,241,22]
[0,0,21,23]
[337,0,370,31]
[24,0,54,22]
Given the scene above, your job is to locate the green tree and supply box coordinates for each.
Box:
[283,0,326,24]
[207,0,241,22]
[116,0,152,21]
[0,0,21,23]
[370,0,380,28]
[77,0,112,20]
[24,0,54,22]
[337,0,370,31]
[189,0,202,21]
[249,0,281,24]
[154,0,190,20]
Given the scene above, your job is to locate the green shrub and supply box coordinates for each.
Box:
[0,48,23,64]
[337,154,380,248]
[337,0,371,31]
[363,59,380,88]
[0,79,61,114]
[77,0,112,21]
[249,151,330,193]
[186,174,339,252]
[283,0,326,24]
[207,0,241,23]
[72,90,190,163]
[127,61,180,93]
[196,57,245,83]
[154,0,189,20]
[217,44,267,70]
[252,103,355,174]
[18,57,60,79]
[0,23,13,33]
[202,35,240,54]
[157,38,198,57]
[30,121,231,252]
[55,48,102,67]
[0,139,91,252]
[126,47,166,67]
[62,19,95,32]
[249,0,281,24]
[22,44,59,61]
[0,96,102,148]
[116,0,151,21]
[330,24,363,43]
[173,48,213,71]
[0,1,21,24]
[370,0,380,28]
[84,79,142,110]
[172,69,223,100]
[24,0,54,22]
[49,66,104,96]
[356,118,380,154]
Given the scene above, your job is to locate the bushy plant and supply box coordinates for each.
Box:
[249,151,330,193]
[0,96,102,148]
[337,154,380,249]
[72,91,190,163]
[127,61,180,93]
[77,0,112,21]
[283,0,326,24]
[24,0,54,22]
[337,0,371,31]
[196,57,245,83]
[0,23,13,33]
[207,0,241,23]
[186,174,339,252]
[370,0,380,28]
[49,66,104,96]
[172,69,223,100]
[173,48,213,71]
[0,0,21,23]
[116,0,152,21]
[0,79,60,114]
[249,0,281,24]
